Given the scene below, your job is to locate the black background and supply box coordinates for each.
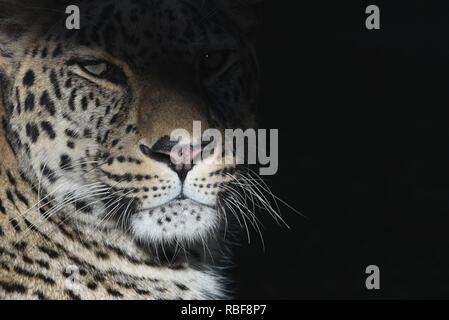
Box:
[229,1,449,299]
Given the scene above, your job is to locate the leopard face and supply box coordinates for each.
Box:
[0,0,259,253]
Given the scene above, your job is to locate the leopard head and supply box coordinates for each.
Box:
[0,0,261,258]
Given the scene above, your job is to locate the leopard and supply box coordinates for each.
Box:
[0,0,264,299]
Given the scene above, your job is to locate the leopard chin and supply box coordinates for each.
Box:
[130,198,220,246]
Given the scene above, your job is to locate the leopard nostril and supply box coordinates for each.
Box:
[140,136,178,165]
[139,143,153,158]
[139,137,198,183]
[139,143,172,165]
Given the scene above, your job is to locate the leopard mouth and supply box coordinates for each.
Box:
[138,196,217,212]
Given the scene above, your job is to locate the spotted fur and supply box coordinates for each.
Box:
[0,0,260,299]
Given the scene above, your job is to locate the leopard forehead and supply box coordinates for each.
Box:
[8,0,257,128]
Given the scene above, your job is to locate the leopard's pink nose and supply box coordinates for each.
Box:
[140,136,203,182]
[158,144,202,171]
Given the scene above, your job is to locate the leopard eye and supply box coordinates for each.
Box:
[83,62,108,76]
[197,51,230,76]
[75,60,127,85]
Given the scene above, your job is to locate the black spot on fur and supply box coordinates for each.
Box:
[14,266,55,285]
[49,70,62,99]
[23,218,38,232]
[107,288,123,297]
[23,70,35,87]
[31,46,39,57]
[13,241,27,251]
[6,170,16,185]
[0,199,7,215]
[87,282,97,290]
[36,259,50,269]
[60,154,72,170]
[10,218,21,231]
[111,139,119,147]
[96,117,104,129]
[38,245,59,259]
[52,43,62,57]
[15,190,29,207]
[24,93,35,112]
[174,282,189,291]
[65,129,79,139]
[6,189,15,205]
[25,122,39,143]
[41,164,58,183]
[65,289,81,300]
[74,200,92,213]
[95,251,109,259]
[22,255,33,264]
[83,128,92,138]
[41,47,48,58]
[65,78,72,88]
[81,96,88,110]
[0,280,27,294]
[69,89,77,111]
[15,87,21,114]
[39,91,56,116]
[33,290,48,300]
[40,121,56,139]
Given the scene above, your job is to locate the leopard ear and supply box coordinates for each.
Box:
[0,0,57,56]
[0,19,26,59]
[0,2,29,71]
[216,0,262,37]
